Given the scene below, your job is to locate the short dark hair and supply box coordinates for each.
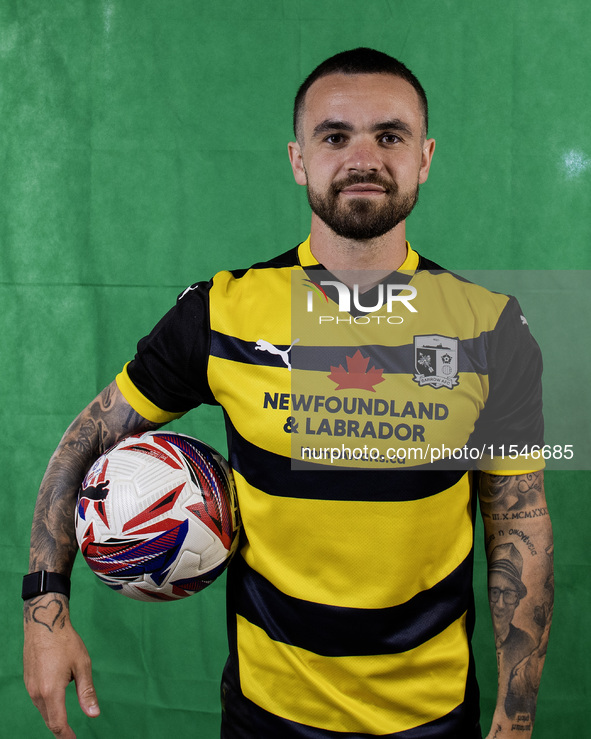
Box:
[293,47,428,140]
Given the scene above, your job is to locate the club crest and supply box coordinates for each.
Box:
[413,335,459,389]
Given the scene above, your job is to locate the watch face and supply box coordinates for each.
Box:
[22,572,42,599]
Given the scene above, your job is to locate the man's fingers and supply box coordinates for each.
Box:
[26,670,74,737]
[76,679,100,717]
[74,654,100,718]
[41,685,76,739]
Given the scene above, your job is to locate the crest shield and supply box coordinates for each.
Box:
[413,335,459,389]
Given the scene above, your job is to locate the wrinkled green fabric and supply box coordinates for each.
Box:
[3,2,589,736]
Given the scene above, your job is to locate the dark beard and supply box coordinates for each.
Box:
[306,174,419,240]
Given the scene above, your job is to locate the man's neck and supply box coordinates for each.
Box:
[308,214,409,290]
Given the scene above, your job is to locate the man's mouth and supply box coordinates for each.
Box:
[339,183,387,196]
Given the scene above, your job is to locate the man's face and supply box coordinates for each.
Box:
[489,571,520,635]
[288,73,435,240]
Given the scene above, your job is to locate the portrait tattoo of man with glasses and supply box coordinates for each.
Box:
[488,544,536,711]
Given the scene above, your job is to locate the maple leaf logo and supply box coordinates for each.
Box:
[327,350,385,392]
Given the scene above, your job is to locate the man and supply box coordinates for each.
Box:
[489,544,534,660]
[23,48,553,738]
[488,544,536,708]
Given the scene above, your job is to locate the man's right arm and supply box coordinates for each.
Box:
[24,380,161,739]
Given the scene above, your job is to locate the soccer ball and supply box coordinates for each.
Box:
[75,431,239,601]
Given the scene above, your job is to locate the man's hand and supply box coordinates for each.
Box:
[24,381,161,735]
[24,593,99,738]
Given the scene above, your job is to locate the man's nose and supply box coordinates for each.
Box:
[345,140,382,173]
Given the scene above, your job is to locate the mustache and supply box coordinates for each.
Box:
[331,173,396,194]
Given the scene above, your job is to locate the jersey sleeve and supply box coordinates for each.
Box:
[472,295,544,474]
[116,281,218,423]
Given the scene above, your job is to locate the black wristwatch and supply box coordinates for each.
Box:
[22,571,71,601]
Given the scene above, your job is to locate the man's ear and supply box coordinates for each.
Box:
[418,137,436,185]
[288,141,307,186]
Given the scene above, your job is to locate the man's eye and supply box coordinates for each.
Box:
[326,134,345,144]
[381,134,401,144]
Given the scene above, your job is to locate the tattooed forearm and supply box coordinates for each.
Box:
[28,381,161,575]
[479,472,553,737]
[478,471,544,519]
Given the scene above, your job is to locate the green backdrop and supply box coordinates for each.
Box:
[2,1,589,736]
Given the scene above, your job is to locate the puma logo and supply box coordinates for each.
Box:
[255,338,300,371]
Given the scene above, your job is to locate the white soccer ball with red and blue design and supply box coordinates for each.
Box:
[75,431,239,602]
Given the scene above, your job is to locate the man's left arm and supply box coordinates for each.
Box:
[479,471,554,739]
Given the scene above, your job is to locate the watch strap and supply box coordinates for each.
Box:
[22,571,71,601]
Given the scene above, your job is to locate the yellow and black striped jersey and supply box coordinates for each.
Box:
[116,238,543,738]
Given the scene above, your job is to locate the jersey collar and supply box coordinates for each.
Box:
[297,235,419,272]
